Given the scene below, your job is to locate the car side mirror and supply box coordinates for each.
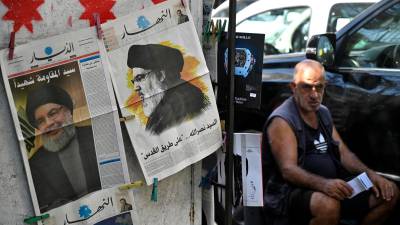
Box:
[305,33,336,68]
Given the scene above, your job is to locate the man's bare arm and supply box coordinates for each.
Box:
[268,117,352,200]
[332,126,396,200]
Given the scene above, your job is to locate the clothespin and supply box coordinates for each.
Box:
[199,176,207,188]
[24,214,49,224]
[119,114,135,122]
[93,13,102,39]
[151,177,158,202]
[204,20,214,44]
[203,20,211,44]
[211,20,217,41]
[215,19,221,33]
[8,31,15,60]
[119,180,144,190]
[222,131,227,145]
[216,19,227,42]
[199,168,217,189]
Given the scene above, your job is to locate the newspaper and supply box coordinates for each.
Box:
[233,133,263,207]
[102,0,222,184]
[347,172,373,198]
[44,187,137,225]
[0,27,130,223]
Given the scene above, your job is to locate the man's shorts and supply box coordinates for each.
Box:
[288,187,371,225]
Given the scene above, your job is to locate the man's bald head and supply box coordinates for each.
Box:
[290,59,326,113]
[293,59,325,84]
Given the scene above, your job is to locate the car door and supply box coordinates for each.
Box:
[324,0,400,178]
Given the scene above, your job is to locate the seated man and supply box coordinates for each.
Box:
[262,59,399,225]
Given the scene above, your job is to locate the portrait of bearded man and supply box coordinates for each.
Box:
[26,85,100,211]
[127,44,210,135]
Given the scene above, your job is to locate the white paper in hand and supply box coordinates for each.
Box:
[347,172,373,198]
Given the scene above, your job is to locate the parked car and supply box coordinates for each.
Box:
[211,0,253,18]
[238,0,400,194]
[235,0,377,56]
[211,0,255,24]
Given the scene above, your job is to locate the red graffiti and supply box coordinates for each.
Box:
[79,0,116,26]
[151,0,167,4]
[1,0,44,33]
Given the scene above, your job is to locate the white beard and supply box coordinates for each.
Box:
[42,113,76,152]
[142,93,164,117]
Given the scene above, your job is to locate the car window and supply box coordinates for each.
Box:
[236,7,311,56]
[213,2,253,18]
[339,3,400,69]
[213,9,228,18]
[327,3,372,32]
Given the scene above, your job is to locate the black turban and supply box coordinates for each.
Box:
[26,85,73,128]
[127,44,184,83]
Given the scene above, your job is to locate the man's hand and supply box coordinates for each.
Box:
[369,172,396,201]
[322,179,353,200]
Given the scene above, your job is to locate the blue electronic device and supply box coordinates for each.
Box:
[224,48,256,78]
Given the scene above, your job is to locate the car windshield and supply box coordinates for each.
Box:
[340,2,400,68]
[327,3,373,32]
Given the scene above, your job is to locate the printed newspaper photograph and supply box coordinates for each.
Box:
[102,0,222,184]
[10,62,101,212]
[0,27,130,222]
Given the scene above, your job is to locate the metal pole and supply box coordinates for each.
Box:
[225,0,236,225]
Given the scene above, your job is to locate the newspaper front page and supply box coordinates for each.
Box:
[0,27,131,224]
[102,0,222,184]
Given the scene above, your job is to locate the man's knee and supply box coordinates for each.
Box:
[311,192,340,219]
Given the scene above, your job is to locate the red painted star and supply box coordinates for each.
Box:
[151,0,167,4]
[1,0,44,33]
[79,0,116,26]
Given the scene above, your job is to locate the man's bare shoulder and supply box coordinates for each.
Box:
[268,116,292,132]
[267,116,296,143]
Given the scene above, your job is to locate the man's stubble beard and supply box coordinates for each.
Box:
[294,93,321,113]
[42,112,76,153]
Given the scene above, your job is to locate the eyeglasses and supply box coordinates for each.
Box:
[35,105,64,128]
[297,82,326,93]
[131,70,153,84]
